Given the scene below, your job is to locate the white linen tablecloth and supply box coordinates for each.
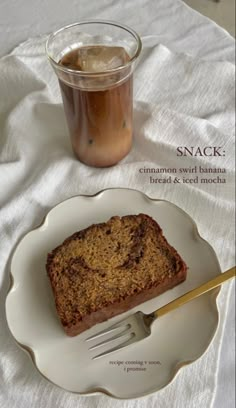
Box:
[0,1,235,407]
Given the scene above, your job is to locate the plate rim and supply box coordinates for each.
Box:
[5,187,222,399]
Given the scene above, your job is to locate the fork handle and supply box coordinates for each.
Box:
[154,266,235,319]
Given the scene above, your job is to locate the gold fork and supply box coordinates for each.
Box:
[86,266,235,359]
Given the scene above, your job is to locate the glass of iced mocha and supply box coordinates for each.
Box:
[46,21,142,167]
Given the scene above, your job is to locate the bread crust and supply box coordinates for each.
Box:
[46,214,187,336]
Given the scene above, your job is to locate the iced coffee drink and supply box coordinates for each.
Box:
[59,46,132,167]
[46,21,142,167]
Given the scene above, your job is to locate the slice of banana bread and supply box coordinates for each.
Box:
[46,214,187,336]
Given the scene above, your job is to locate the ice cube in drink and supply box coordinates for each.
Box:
[79,46,129,72]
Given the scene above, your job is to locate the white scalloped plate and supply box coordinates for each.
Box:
[6,188,221,399]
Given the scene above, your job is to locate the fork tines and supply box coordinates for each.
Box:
[86,321,135,359]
